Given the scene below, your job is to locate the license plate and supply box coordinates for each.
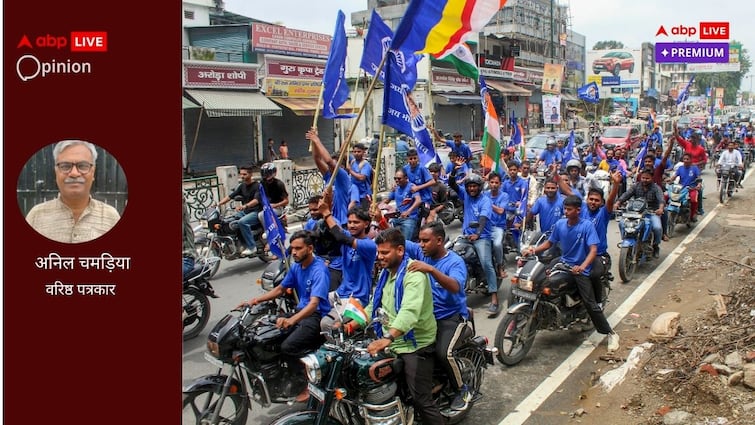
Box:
[512,288,537,301]
[204,352,224,368]
[308,382,325,401]
[670,201,681,207]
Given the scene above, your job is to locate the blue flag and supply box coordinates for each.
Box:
[676,75,695,105]
[577,82,600,104]
[562,130,577,163]
[647,113,654,131]
[322,10,356,119]
[382,51,438,166]
[633,144,648,168]
[259,184,287,260]
[360,9,421,88]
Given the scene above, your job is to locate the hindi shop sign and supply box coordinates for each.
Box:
[265,78,321,98]
[431,69,476,92]
[265,58,325,80]
[183,61,259,89]
[251,23,331,60]
[655,42,729,63]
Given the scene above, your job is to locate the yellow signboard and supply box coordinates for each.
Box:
[265,78,321,98]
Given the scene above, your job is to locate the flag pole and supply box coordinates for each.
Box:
[309,84,326,152]
[370,125,387,210]
[325,51,390,192]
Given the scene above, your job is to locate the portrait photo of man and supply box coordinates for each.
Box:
[20,140,126,243]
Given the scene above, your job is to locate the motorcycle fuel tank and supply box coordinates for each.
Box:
[347,349,403,391]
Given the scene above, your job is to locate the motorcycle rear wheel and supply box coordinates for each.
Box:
[618,246,636,283]
[442,354,483,424]
[494,308,537,366]
[182,288,211,341]
[667,212,678,238]
[182,387,249,425]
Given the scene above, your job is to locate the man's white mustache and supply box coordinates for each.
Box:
[64,178,86,184]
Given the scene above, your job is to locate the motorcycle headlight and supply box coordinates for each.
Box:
[520,279,534,291]
[300,353,324,384]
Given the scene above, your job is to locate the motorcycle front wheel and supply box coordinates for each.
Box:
[195,241,222,278]
[182,387,249,425]
[494,308,537,366]
[667,212,678,238]
[182,288,211,341]
[618,245,636,283]
[720,180,730,204]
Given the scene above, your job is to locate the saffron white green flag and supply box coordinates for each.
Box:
[437,43,479,81]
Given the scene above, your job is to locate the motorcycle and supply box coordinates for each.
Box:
[182,298,305,425]
[665,176,700,238]
[494,249,613,366]
[437,189,464,226]
[616,198,657,283]
[183,256,221,341]
[269,311,497,425]
[194,200,287,277]
[445,230,504,298]
[717,163,739,204]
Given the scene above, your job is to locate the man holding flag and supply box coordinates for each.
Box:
[258,163,289,259]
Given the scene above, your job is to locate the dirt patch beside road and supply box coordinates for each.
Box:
[570,181,755,424]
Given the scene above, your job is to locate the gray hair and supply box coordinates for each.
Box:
[52,140,98,163]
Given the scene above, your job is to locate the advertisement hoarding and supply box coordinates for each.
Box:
[587,48,641,87]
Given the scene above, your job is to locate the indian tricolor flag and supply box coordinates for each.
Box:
[342,296,368,327]
[480,77,502,175]
[392,0,508,57]
[437,42,479,80]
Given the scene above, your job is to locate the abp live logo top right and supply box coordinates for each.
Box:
[655,22,730,63]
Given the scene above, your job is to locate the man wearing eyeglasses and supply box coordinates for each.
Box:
[25,140,120,243]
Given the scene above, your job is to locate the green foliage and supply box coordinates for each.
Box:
[592,40,625,50]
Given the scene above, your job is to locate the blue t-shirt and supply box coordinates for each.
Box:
[403,163,433,204]
[455,184,493,239]
[531,195,565,233]
[445,162,469,184]
[485,189,510,227]
[388,184,421,219]
[502,176,528,213]
[446,140,473,160]
[674,165,701,187]
[539,149,563,166]
[548,218,600,276]
[324,168,351,225]
[581,203,610,255]
[281,256,331,314]
[337,233,376,306]
[350,159,373,199]
[349,183,360,205]
[396,139,410,153]
[405,241,468,320]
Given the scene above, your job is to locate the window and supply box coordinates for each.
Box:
[184,10,195,20]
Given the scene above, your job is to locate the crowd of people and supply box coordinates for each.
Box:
[184,118,750,420]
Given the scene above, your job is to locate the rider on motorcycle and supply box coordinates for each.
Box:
[216,164,261,256]
[382,169,422,241]
[717,139,745,188]
[449,172,500,316]
[526,179,565,234]
[616,168,665,258]
[536,138,563,169]
[563,159,589,199]
[405,221,473,411]
[242,230,332,401]
[486,172,511,279]
[673,153,702,222]
[524,195,620,353]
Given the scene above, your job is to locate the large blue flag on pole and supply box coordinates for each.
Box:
[359,9,421,88]
[259,184,287,260]
[382,51,438,166]
[676,75,695,106]
[322,10,356,119]
[577,82,600,104]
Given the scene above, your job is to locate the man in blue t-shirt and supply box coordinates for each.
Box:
[348,142,373,209]
[403,148,435,222]
[527,180,565,234]
[525,196,620,352]
[307,128,353,226]
[318,205,377,331]
[405,221,472,410]
[537,138,563,167]
[446,132,473,163]
[382,169,422,241]
[244,230,331,359]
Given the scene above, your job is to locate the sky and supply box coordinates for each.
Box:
[224,0,755,90]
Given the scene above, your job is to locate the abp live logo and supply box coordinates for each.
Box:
[655,22,729,40]
[16,31,108,52]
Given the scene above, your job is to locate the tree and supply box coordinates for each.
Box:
[693,40,751,105]
[592,40,625,50]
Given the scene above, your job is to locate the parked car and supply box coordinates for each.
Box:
[524,132,585,162]
[689,115,708,129]
[599,126,643,152]
[737,109,751,122]
[592,51,635,76]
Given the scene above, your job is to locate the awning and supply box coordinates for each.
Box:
[434,94,480,105]
[561,93,579,102]
[185,89,283,117]
[269,97,360,117]
[182,96,200,109]
[486,80,532,97]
